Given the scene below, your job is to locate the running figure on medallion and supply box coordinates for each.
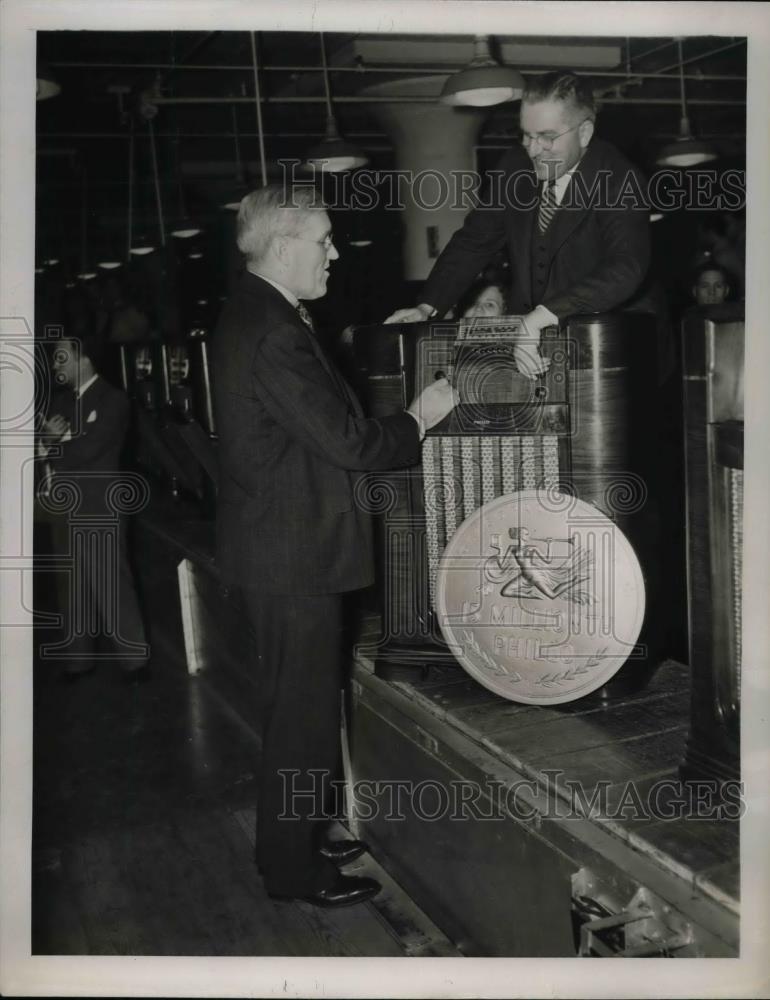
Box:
[484,527,595,605]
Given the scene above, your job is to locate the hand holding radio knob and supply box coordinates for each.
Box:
[407,377,458,431]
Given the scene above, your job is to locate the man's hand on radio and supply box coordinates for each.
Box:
[384,303,435,325]
[408,377,458,431]
[515,313,552,379]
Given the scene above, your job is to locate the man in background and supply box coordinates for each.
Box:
[37,335,150,682]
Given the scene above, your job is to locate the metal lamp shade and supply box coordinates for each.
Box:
[305,114,368,172]
[656,136,718,168]
[440,64,524,107]
[37,60,61,100]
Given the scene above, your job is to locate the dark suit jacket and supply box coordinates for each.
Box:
[422,138,653,321]
[46,376,131,517]
[213,272,420,594]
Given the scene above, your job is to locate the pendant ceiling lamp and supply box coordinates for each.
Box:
[126,118,157,256]
[170,202,202,239]
[36,59,61,101]
[656,38,717,168]
[440,35,524,107]
[305,34,368,172]
[76,164,97,280]
[222,27,270,210]
[222,106,251,211]
[170,132,202,238]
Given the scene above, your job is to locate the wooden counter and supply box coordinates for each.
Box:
[350,623,739,957]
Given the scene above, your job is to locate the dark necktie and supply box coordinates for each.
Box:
[296,301,315,332]
[538,180,558,234]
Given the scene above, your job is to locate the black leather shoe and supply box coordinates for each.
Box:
[269,875,381,909]
[318,839,368,866]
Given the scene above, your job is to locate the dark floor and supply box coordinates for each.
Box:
[30,538,454,958]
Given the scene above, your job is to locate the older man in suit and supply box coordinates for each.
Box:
[386,71,655,375]
[213,185,456,907]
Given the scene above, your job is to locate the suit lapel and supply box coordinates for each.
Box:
[243,271,359,415]
[301,325,362,416]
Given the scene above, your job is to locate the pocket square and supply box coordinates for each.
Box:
[86,409,97,423]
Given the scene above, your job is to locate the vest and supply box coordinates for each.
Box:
[529,211,559,307]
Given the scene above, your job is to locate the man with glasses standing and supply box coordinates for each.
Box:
[213,185,456,908]
[386,71,654,376]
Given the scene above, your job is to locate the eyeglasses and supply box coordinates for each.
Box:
[287,233,335,250]
[519,119,589,152]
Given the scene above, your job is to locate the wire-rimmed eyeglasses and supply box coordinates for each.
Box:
[519,119,589,152]
[287,233,335,250]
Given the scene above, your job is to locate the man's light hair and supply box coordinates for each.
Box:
[236,185,326,264]
[522,71,597,123]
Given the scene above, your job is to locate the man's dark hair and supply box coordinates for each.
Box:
[522,71,597,121]
[57,333,107,373]
[79,333,107,371]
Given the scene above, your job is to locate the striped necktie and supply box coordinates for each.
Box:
[537,180,558,234]
[296,301,315,332]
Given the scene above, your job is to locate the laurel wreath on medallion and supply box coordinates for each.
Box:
[534,647,609,687]
[461,630,522,681]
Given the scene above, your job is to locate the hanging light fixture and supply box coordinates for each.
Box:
[36,59,61,101]
[76,163,97,280]
[305,34,368,172]
[96,232,124,270]
[170,133,202,238]
[126,117,157,256]
[221,105,251,211]
[656,38,717,168]
[440,35,524,107]
[129,232,156,256]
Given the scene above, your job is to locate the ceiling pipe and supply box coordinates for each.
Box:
[641,38,746,78]
[139,93,746,107]
[49,61,746,82]
[597,37,747,98]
